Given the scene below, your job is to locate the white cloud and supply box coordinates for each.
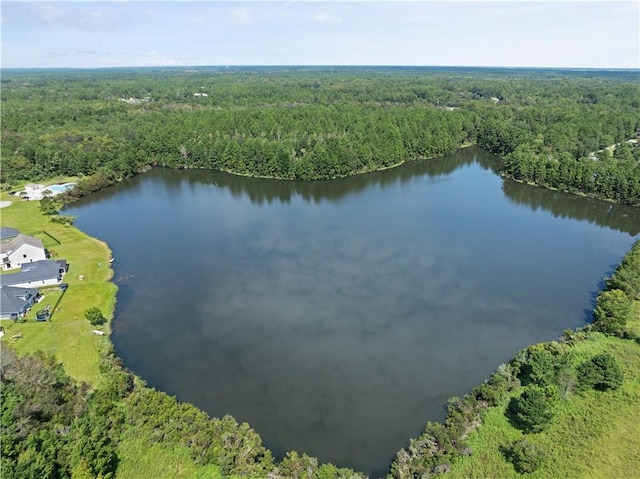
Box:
[1,1,637,68]
[312,12,339,24]
[32,3,66,26]
[229,7,252,25]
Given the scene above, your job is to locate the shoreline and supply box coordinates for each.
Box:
[2,152,638,476]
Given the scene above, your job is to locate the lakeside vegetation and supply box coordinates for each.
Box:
[388,241,640,478]
[2,66,640,478]
[3,179,640,478]
[1,67,639,204]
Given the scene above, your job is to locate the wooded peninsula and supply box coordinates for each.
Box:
[1,67,640,478]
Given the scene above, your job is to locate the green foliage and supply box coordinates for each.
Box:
[50,214,77,225]
[606,240,640,299]
[70,459,97,479]
[593,288,630,334]
[123,387,275,476]
[0,347,89,479]
[507,387,556,433]
[504,439,546,474]
[514,343,575,399]
[2,345,363,479]
[277,451,364,478]
[39,196,60,215]
[577,353,624,391]
[473,363,520,406]
[3,68,639,206]
[84,306,106,326]
[591,240,640,335]
[67,411,119,478]
[517,346,556,387]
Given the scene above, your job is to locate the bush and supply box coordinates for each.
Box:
[39,196,60,215]
[473,363,520,406]
[50,214,76,225]
[593,289,630,334]
[577,353,624,391]
[84,307,106,326]
[505,439,545,474]
[507,387,556,433]
[518,346,556,387]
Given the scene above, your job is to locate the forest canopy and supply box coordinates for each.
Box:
[1,66,639,203]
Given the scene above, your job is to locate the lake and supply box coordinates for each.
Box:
[65,146,640,477]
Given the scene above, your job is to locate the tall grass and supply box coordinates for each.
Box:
[447,328,640,478]
[115,431,223,479]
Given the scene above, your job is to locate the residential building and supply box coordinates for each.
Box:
[1,233,47,270]
[0,260,67,288]
[0,286,41,320]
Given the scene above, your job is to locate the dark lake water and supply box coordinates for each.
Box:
[65,147,640,477]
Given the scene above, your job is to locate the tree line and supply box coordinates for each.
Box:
[2,67,639,203]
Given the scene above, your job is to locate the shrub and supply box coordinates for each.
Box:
[505,439,545,474]
[577,353,624,391]
[473,363,520,406]
[84,307,106,326]
[39,196,60,215]
[518,346,556,387]
[50,214,77,225]
[507,386,556,433]
[593,289,630,334]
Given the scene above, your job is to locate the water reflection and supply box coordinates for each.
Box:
[501,179,640,236]
[64,146,639,478]
[77,146,638,237]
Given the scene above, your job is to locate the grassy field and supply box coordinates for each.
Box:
[447,311,640,479]
[115,429,224,479]
[1,192,116,386]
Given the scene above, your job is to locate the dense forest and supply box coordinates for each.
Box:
[1,67,639,203]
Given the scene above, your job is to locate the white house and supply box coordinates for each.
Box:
[1,233,47,270]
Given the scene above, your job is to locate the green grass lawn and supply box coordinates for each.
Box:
[1,194,116,386]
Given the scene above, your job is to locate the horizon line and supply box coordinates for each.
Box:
[2,64,639,71]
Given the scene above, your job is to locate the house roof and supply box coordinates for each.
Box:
[0,286,39,315]
[0,234,45,255]
[0,260,62,287]
[0,227,20,241]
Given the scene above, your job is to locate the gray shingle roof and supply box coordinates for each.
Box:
[0,260,62,287]
[0,233,45,255]
[0,286,39,316]
[0,227,20,241]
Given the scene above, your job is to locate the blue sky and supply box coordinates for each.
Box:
[2,1,639,69]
